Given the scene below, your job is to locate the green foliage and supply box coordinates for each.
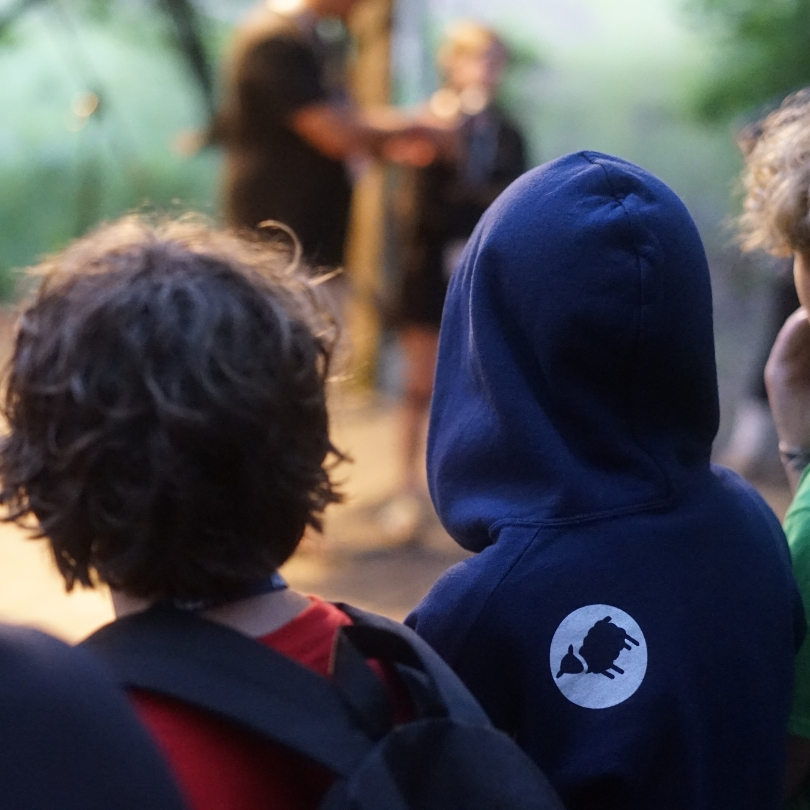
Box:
[0,27,18,48]
[689,0,810,120]
[0,2,224,299]
[77,0,115,23]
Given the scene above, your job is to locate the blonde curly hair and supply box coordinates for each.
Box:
[739,89,810,257]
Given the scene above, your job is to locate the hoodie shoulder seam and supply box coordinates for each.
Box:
[489,492,676,532]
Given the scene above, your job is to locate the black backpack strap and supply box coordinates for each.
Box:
[333,604,492,728]
[330,630,395,739]
[334,624,448,721]
[82,605,373,775]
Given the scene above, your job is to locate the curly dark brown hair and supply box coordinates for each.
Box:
[0,216,344,600]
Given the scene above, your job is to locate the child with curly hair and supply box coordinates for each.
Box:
[742,88,810,807]
[0,217,405,810]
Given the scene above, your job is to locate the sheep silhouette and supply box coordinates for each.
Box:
[577,616,639,679]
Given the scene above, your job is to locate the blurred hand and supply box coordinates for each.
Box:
[382,124,459,166]
[382,133,437,167]
[362,105,413,130]
[765,307,810,486]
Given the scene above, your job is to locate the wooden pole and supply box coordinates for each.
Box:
[344,0,393,389]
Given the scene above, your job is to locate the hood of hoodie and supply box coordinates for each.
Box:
[427,151,719,552]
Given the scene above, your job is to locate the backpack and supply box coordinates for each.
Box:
[82,602,565,810]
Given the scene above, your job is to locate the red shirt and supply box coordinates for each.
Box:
[131,598,401,810]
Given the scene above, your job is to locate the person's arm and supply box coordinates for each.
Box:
[764,306,810,492]
[289,103,387,159]
[238,34,453,165]
[290,102,456,163]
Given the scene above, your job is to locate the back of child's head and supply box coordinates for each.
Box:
[426,151,717,550]
[739,88,810,256]
[0,216,342,601]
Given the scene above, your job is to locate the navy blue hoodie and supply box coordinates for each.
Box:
[406,151,804,810]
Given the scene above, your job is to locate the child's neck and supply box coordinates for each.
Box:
[111,588,311,639]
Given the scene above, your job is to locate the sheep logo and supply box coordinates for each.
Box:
[549,605,647,709]
[557,616,640,679]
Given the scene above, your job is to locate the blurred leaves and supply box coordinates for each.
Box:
[688,0,810,120]
[73,0,115,22]
[0,25,19,47]
[0,0,221,297]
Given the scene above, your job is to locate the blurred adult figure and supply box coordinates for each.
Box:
[380,21,527,538]
[213,0,432,271]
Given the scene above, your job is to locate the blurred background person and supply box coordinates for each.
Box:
[211,0,443,274]
[379,20,527,540]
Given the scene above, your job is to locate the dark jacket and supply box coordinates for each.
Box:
[0,624,186,809]
[396,105,526,328]
[407,151,804,810]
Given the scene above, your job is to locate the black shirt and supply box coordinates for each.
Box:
[217,12,353,268]
[396,106,527,327]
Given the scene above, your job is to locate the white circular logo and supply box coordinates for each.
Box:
[550,604,647,709]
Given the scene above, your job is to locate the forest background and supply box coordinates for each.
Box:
[0,0,806,444]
